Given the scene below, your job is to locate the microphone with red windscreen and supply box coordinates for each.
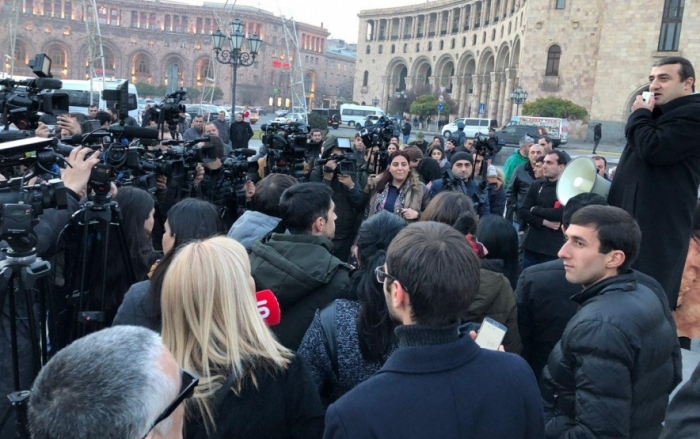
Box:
[256,290,281,326]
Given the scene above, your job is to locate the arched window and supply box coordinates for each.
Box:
[135,55,150,74]
[48,47,66,67]
[366,45,371,54]
[546,45,561,76]
[462,37,466,47]
[451,39,455,49]
[482,32,486,43]
[428,42,432,51]
[391,44,395,54]
[378,45,383,54]
[403,44,408,53]
[491,29,496,41]
[103,49,115,70]
[416,43,420,52]
[473,34,477,45]
[362,71,369,87]
[508,22,512,35]
[439,40,444,50]
[14,43,27,65]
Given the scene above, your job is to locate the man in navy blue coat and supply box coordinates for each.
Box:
[323,221,544,439]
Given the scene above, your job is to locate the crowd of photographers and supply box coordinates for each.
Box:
[2,58,700,438]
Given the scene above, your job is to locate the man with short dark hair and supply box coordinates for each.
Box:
[191,135,238,229]
[211,110,230,145]
[541,205,682,438]
[228,173,299,252]
[229,112,254,150]
[28,326,189,439]
[183,115,205,141]
[88,104,98,119]
[401,118,411,145]
[430,151,490,216]
[506,143,544,229]
[324,222,543,438]
[608,56,700,309]
[519,150,568,268]
[592,155,611,181]
[250,182,351,350]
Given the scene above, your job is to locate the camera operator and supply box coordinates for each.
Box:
[309,139,367,261]
[190,135,238,229]
[429,152,490,217]
[0,145,101,438]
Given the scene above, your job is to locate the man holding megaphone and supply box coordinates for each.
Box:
[608,56,700,310]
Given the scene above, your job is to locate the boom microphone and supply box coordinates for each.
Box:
[256,290,281,326]
[232,148,257,157]
[107,125,159,140]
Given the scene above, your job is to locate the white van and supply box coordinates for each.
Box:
[442,117,498,139]
[54,78,141,123]
[340,104,386,130]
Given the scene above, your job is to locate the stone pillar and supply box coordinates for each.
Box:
[451,75,462,112]
[470,75,482,117]
[405,76,415,93]
[502,68,516,124]
[497,72,508,125]
[489,71,500,120]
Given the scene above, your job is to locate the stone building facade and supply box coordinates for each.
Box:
[355,0,699,141]
[1,0,355,108]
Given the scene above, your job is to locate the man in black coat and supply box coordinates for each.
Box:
[324,222,543,438]
[506,142,544,225]
[541,206,682,438]
[309,142,367,262]
[191,136,238,229]
[662,361,700,438]
[229,112,254,150]
[608,56,700,310]
[519,150,568,268]
[592,123,602,153]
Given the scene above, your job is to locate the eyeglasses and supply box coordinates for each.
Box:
[375,266,396,284]
[144,368,198,438]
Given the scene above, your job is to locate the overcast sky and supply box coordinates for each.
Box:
[190,0,427,43]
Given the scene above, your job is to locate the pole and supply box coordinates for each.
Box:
[231,62,237,108]
[436,108,441,133]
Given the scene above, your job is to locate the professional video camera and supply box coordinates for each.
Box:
[358,115,397,148]
[472,131,504,156]
[153,88,187,132]
[317,138,357,176]
[260,122,309,178]
[0,53,69,134]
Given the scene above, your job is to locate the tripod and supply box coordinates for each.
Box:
[0,248,52,439]
[65,192,135,344]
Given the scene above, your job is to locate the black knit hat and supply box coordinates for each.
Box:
[450,152,473,166]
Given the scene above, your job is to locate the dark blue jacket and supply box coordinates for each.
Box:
[430,178,491,216]
[324,332,544,439]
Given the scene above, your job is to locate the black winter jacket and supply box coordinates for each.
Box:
[192,166,238,230]
[308,169,366,241]
[540,271,682,438]
[506,161,536,223]
[229,120,254,149]
[608,94,700,309]
[186,355,324,439]
[519,178,563,256]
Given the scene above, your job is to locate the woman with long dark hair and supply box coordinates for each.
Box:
[476,214,521,290]
[420,192,523,353]
[297,211,407,403]
[365,150,430,222]
[82,187,157,325]
[113,198,224,331]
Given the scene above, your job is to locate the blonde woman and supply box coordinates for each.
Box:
[487,165,507,217]
[161,237,324,438]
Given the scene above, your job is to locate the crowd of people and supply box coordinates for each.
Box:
[1,56,700,439]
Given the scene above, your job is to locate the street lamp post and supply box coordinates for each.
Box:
[509,84,529,116]
[395,90,407,118]
[211,19,262,110]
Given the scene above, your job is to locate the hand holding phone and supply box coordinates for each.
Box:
[642,91,654,105]
[474,317,507,351]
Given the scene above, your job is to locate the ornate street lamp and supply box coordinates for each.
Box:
[395,90,408,117]
[211,19,262,109]
[509,84,529,116]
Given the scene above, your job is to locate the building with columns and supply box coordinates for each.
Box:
[355,0,700,141]
[1,0,355,108]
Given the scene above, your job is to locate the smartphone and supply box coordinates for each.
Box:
[474,317,507,350]
[642,91,653,104]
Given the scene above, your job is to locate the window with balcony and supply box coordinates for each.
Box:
[452,9,460,33]
[164,14,171,32]
[131,11,139,28]
[658,0,684,52]
[140,12,147,29]
[474,2,482,28]
[441,12,448,35]
[485,0,491,25]
[196,17,203,34]
[149,13,157,31]
[43,0,50,16]
[546,45,561,76]
[428,13,436,36]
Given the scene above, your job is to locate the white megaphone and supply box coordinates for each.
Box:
[556,157,611,206]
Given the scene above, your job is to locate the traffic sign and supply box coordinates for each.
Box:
[437,103,444,111]
[438,95,444,102]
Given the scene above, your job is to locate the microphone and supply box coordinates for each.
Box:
[107,125,159,140]
[256,290,281,326]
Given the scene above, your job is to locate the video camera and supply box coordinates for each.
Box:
[153,88,187,132]
[260,122,309,179]
[0,53,69,133]
[472,131,503,157]
[359,116,397,148]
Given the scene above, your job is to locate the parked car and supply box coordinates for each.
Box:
[496,124,546,146]
[275,109,289,117]
[273,112,304,123]
[249,110,259,124]
[186,104,227,122]
[442,117,498,139]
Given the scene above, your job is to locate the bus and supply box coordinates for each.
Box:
[51,78,141,123]
[340,104,386,129]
